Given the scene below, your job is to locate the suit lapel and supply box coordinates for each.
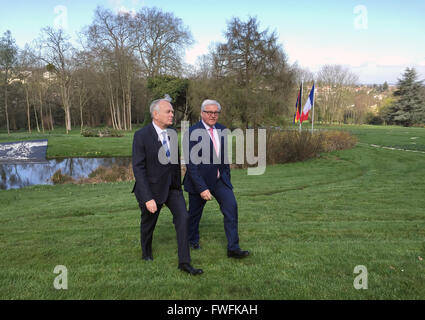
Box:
[148,123,164,150]
[216,123,225,156]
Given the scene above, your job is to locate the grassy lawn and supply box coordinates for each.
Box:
[0,128,137,158]
[0,125,424,299]
[314,124,425,152]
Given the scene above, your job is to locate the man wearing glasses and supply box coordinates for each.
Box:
[183,99,249,259]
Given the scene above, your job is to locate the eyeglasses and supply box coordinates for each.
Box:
[203,111,221,116]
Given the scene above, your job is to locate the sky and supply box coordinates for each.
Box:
[1,0,425,84]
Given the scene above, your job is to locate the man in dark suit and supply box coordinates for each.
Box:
[183,99,249,259]
[132,96,203,275]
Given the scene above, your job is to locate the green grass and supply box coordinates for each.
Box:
[315,124,425,151]
[0,128,136,158]
[0,125,424,299]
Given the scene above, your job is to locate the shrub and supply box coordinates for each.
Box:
[411,123,425,128]
[82,164,134,183]
[266,129,357,165]
[319,130,358,153]
[88,166,107,179]
[365,112,384,125]
[51,170,75,185]
[266,130,323,165]
[98,128,124,137]
[81,127,124,137]
[51,165,134,186]
[80,127,98,137]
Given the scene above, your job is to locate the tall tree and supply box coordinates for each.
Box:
[382,81,389,91]
[0,30,18,135]
[317,64,358,124]
[389,67,425,126]
[210,17,293,128]
[72,50,95,130]
[131,7,193,77]
[84,6,136,130]
[16,44,38,133]
[39,27,74,133]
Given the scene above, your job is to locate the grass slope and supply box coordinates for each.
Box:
[0,125,424,299]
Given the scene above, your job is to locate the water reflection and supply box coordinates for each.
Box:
[0,157,131,190]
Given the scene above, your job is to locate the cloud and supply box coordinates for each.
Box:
[109,0,143,14]
[285,43,371,71]
[185,40,210,65]
[376,55,410,67]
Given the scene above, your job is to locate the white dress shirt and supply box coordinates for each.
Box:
[152,121,170,151]
[201,120,220,155]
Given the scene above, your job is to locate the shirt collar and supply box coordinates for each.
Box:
[152,121,167,138]
[201,120,215,130]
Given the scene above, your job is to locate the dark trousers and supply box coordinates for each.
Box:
[139,189,190,264]
[188,179,240,251]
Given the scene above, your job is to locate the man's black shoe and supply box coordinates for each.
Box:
[190,243,201,250]
[227,249,250,259]
[142,255,153,261]
[178,263,203,275]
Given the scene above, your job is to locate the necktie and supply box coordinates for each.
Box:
[209,127,219,156]
[161,131,171,159]
[208,127,220,178]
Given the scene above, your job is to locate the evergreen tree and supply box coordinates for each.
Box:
[382,81,389,91]
[389,67,425,126]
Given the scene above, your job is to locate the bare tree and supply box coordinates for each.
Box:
[131,7,193,78]
[72,50,94,130]
[16,44,38,133]
[0,30,18,135]
[39,27,74,133]
[317,64,358,124]
[83,7,136,130]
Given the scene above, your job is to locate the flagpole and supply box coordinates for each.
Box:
[312,81,315,133]
[299,81,303,132]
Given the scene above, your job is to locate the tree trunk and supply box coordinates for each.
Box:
[49,105,54,131]
[116,93,122,130]
[33,104,40,133]
[25,86,31,133]
[79,92,84,130]
[110,95,118,130]
[65,104,71,133]
[128,92,132,130]
[61,84,72,134]
[122,88,127,131]
[4,71,10,135]
[38,89,45,133]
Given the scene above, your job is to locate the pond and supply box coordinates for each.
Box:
[0,157,132,190]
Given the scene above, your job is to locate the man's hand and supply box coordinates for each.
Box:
[200,189,213,201]
[145,199,158,214]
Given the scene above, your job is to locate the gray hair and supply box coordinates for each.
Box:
[201,99,221,112]
[150,94,172,117]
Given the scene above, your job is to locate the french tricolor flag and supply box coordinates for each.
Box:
[301,83,315,123]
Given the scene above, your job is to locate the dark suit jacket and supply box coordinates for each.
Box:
[183,121,233,194]
[132,123,181,205]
